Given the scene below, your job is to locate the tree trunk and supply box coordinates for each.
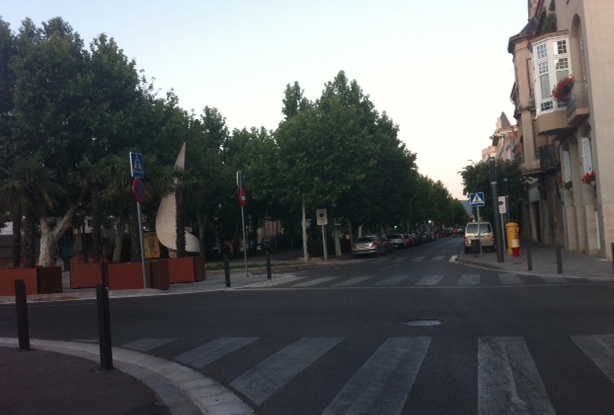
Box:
[38,209,77,267]
[113,215,126,262]
[175,184,186,258]
[11,215,21,268]
[334,219,342,257]
[91,185,102,263]
[23,210,36,268]
[302,201,309,262]
[130,198,141,262]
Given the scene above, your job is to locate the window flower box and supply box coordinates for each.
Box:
[552,76,575,103]
[582,172,596,185]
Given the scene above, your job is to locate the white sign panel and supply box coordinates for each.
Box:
[316,209,328,225]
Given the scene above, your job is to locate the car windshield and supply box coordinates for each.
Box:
[389,234,403,239]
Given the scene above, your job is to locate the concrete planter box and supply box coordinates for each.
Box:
[105,262,145,290]
[37,266,63,294]
[69,260,104,289]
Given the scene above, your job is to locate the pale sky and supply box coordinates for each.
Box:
[3,0,528,200]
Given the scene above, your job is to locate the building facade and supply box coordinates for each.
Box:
[508,0,614,259]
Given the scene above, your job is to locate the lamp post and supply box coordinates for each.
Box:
[489,152,504,263]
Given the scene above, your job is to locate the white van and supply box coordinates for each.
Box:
[464,221,495,253]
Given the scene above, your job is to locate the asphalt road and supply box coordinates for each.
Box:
[4,237,614,414]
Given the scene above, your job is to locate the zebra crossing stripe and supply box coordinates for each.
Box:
[432,255,445,261]
[322,337,431,415]
[230,337,344,406]
[412,256,426,262]
[572,334,614,383]
[332,276,373,287]
[416,275,444,286]
[294,277,340,287]
[459,274,480,285]
[122,338,177,352]
[478,337,556,415]
[498,273,524,285]
[374,275,411,286]
[175,337,259,369]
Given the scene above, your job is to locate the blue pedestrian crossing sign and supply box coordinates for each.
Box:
[470,192,486,207]
[130,152,145,179]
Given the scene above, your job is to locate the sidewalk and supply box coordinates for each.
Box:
[455,241,614,281]
[3,243,613,414]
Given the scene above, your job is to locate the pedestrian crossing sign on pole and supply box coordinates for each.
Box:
[130,152,145,179]
[470,192,485,207]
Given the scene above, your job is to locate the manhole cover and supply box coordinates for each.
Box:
[401,319,446,327]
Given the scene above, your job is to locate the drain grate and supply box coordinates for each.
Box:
[401,318,446,327]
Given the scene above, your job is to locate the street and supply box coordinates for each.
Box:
[3,237,614,414]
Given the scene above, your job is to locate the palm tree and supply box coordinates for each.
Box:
[0,153,64,268]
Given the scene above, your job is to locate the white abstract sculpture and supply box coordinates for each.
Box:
[155,142,200,255]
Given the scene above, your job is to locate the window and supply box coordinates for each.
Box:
[537,44,548,60]
[557,40,567,55]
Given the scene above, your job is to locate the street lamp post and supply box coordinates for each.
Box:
[489,154,505,263]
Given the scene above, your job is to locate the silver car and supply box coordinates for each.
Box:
[352,235,386,257]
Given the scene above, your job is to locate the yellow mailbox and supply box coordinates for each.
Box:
[505,222,519,255]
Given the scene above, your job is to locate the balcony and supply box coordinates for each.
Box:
[535,102,574,136]
[538,144,558,170]
[566,83,590,125]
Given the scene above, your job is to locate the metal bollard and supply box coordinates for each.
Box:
[15,280,30,351]
[96,285,113,371]
[266,252,272,280]
[527,242,532,271]
[224,256,231,287]
[556,246,563,274]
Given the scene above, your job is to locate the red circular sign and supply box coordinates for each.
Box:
[132,178,146,203]
[237,188,247,208]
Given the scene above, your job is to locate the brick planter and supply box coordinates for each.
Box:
[70,260,104,289]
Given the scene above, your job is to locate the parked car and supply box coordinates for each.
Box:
[380,236,394,253]
[387,234,406,249]
[402,234,415,248]
[352,235,386,257]
[464,221,495,252]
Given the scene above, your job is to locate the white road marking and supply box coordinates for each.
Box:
[231,337,343,406]
[322,337,431,415]
[478,337,556,415]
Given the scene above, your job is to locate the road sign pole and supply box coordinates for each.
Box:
[136,201,147,288]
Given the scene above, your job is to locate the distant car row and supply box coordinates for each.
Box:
[351,232,438,257]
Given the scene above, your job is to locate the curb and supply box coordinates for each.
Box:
[0,337,255,415]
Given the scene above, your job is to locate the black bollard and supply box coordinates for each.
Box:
[96,285,113,371]
[224,256,231,287]
[611,243,614,276]
[14,280,30,351]
[266,252,272,280]
[556,246,563,274]
[527,242,532,271]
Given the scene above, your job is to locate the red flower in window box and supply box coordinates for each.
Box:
[581,172,596,184]
[552,76,575,103]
